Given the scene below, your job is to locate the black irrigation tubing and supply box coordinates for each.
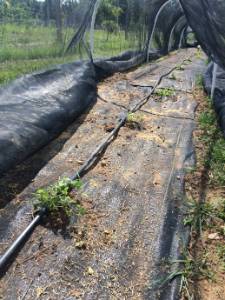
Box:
[130,83,193,94]
[71,116,127,181]
[0,54,194,274]
[99,91,194,121]
[140,108,194,121]
[0,209,46,272]
[98,91,194,121]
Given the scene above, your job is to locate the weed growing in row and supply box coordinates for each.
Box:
[184,199,224,234]
[33,177,85,217]
[155,87,175,97]
[126,112,144,130]
[159,249,213,300]
[176,64,185,71]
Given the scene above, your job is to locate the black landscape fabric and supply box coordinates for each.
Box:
[0,61,97,175]
[1,0,225,172]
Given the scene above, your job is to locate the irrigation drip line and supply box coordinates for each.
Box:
[0,209,46,272]
[140,108,194,121]
[130,82,193,94]
[98,94,194,121]
[0,54,194,274]
[97,94,128,110]
[71,116,126,181]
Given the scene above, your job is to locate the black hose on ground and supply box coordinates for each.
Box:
[0,209,46,274]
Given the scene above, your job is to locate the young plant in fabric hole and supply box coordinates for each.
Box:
[33,177,85,228]
[155,87,175,97]
[126,112,144,130]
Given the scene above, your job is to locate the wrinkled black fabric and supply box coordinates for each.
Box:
[204,63,225,136]
[180,0,225,69]
[0,61,97,175]
[179,0,225,136]
[146,0,184,54]
[0,51,161,176]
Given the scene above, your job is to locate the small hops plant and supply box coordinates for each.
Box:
[33,177,84,217]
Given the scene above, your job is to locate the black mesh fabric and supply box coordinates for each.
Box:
[67,0,188,60]
[180,0,225,69]
[179,0,225,136]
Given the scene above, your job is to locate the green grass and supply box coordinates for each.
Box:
[160,250,213,300]
[195,74,204,87]
[0,45,64,62]
[33,177,85,217]
[0,24,68,60]
[0,56,78,85]
[181,198,224,297]
[210,138,225,185]
[0,24,78,85]
[198,104,225,186]
[174,85,225,298]
[0,23,137,85]
[217,244,225,271]
[196,48,203,59]
[91,29,135,58]
[184,199,224,234]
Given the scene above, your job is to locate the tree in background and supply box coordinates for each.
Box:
[0,0,31,22]
[96,0,123,40]
[55,0,62,42]
[44,0,51,26]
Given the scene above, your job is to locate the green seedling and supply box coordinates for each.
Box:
[126,112,144,130]
[176,64,185,71]
[33,177,84,217]
[196,48,202,59]
[155,87,175,97]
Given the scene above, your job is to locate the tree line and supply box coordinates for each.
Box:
[0,0,147,42]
